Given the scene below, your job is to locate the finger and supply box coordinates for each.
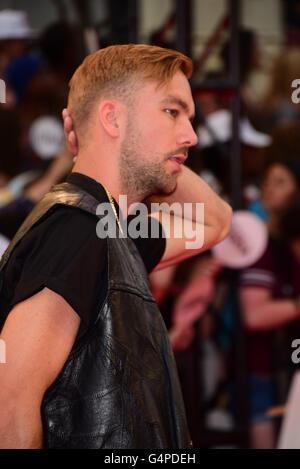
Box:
[62,108,71,119]
[64,115,73,135]
[68,130,78,157]
[69,130,76,146]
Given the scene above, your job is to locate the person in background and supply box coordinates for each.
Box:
[0,142,73,240]
[260,156,300,235]
[150,254,222,352]
[247,122,300,221]
[20,21,82,122]
[220,27,265,117]
[0,21,81,239]
[258,48,300,133]
[0,108,22,188]
[239,156,300,449]
[0,9,42,104]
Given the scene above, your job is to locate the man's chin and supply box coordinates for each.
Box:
[159,179,177,195]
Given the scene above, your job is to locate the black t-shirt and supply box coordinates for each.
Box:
[1,173,166,333]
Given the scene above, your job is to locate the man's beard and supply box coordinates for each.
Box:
[119,124,178,201]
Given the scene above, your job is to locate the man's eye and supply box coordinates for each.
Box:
[165,109,178,118]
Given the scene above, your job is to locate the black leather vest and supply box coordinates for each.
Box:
[0,182,191,449]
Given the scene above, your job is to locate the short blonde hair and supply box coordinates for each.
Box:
[68,44,193,138]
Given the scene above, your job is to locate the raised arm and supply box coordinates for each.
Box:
[0,287,80,448]
[240,285,300,331]
[149,165,232,270]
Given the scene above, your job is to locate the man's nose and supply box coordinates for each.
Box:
[177,122,198,148]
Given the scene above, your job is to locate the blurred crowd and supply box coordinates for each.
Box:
[0,9,82,242]
[150,26,300,448]
[1,7,300,449]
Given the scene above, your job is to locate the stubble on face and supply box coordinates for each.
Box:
[119,117,183,202]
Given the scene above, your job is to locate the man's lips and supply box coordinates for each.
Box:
[169,154,187,164]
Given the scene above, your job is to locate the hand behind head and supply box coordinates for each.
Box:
[62,108,78,159]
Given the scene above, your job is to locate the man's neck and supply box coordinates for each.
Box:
[71,160,144,218]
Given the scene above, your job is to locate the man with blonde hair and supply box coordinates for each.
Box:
[0,44,231,449]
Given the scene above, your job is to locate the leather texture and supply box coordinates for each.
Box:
[0,182,191,449]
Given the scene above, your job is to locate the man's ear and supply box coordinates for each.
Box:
[97,100,121,138]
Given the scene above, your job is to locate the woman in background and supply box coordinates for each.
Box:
[239,156,300,448]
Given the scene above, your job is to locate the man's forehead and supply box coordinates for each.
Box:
[161,72,192,96]
[135,71,195,117]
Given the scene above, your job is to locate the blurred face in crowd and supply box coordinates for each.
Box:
[0,39,27,62]
[261,164,299,212]
[251,36,265,70]
[119,70,198,197]
[290,238,300,263]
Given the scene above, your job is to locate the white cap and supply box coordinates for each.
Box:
[197,109,272,148]
[0,9,34,40]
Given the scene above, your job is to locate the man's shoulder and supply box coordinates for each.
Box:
[9,203,106,265]
[3,203,109,333]
[33,203,99,237]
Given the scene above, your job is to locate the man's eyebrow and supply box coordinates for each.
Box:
[161,95,195,121]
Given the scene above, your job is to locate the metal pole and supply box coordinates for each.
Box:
[175,0,192,57]
[229,2,249,447]
[128,0,139,43]
[108,0,138,44]
[229,0,242,211]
